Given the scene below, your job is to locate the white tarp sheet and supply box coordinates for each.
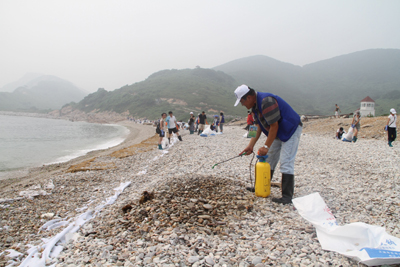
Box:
[293,192,400,266]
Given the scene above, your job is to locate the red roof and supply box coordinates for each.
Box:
[360,96,375,102]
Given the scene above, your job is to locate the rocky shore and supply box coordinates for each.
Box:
[0,119,399,266]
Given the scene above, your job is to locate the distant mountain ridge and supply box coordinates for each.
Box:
[69,49,400,120]
[2,49,399,117]
[0,73,44,92]
[0,74,88,111]
[214,49,400,115]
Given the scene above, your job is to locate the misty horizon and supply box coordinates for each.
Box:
[1,0,400,93]
[2,48,399,94]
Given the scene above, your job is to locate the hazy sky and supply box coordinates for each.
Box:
[1,0,400,93]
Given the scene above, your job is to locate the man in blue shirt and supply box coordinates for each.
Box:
[234,85,302,204]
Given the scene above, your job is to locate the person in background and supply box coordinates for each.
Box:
[335,104,341,118]
[195,113,200,132]
[245,111,254,131]
[166,111,182,142]
[198,111,208,135]
[189,112,195,134]
[219,112,225,133]
[386,108,397,147]
[235,85,302,205]
[210,123,216,131]
[351,111,361,143]
[336,127,345,140]
[157,113,167,150]
[213,115,220,132]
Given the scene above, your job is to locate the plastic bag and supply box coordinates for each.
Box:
[161,137,169,148]
[200,126,217,137]
[342,126,353,142]
[292,193,400,266]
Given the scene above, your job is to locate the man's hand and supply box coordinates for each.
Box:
[257,147,269,156]
[240,146,253,156]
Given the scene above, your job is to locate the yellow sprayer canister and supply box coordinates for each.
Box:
[255,155,271,198]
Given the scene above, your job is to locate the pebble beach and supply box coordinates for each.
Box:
[0,118,399,267]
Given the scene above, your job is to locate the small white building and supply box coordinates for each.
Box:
[359,96,375,117]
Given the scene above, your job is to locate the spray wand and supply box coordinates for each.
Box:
[211,152,247,169]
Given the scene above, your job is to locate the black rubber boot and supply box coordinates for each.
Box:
[178,136,182,141]
[272,173,294,204]
[246,187,255,192]
[270,169,275,181]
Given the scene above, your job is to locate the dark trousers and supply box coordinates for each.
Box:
[388,127,397,142]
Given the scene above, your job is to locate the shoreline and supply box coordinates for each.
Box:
[0,120,156,193]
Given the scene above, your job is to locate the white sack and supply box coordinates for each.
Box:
[161,137,169,149]
[342,126,353,142]
[201,126,217,136]
[201,126,213,135]
[293,192,400,266]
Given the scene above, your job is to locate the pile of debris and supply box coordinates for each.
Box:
[102,176,256,240]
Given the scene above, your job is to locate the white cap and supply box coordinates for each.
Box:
[190,112,193,114]
[390,108,396,114]
[234,85,250,106]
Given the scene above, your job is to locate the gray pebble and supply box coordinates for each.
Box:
[252,256,262,265]
[188,256,199,263]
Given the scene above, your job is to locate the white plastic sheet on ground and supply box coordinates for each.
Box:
[293,192,400,266]
[16,182,131,267]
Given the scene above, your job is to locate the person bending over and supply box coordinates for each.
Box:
[234,85,302,204]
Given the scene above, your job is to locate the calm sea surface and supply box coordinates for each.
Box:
[0,115,129,178]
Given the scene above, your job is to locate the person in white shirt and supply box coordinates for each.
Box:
[386,108,397,147]
[166,111,182,143]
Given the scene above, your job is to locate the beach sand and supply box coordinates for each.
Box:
[1,119,399,266]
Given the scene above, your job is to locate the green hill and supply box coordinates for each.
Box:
[72,68,247,120]
[214,49,400,115]
[302,49,400,114]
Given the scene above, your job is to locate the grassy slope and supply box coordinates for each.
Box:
[73,68,248,121]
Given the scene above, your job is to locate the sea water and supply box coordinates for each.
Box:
[0,115,130,178]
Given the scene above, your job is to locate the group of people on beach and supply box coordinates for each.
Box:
[155,111,182,150]
[334,110,361,142]
[192,111,225,135]
[155,111,225,150]
[153,85,397,206]
[334,106,397,147]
